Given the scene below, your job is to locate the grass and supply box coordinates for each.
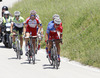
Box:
[9,0,100,68]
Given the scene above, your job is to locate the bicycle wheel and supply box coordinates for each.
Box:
[28,51,31,63]
[31,44,35,64]
[8,36,12,48]
[53,46,59,69]
[48,49,53,65]
[16,40,21,59]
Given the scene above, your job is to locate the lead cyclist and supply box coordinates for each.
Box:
[45,18,63,62]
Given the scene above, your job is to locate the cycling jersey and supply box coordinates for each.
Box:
[48,21,54,25]
[12,16,25,28]
[26,17,40,36]
[26,16,42,26]
[47,23,63,40]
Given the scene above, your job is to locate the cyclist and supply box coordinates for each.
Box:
[45,14,62,55]
[25,10,42,55]
[10,11,25,55]
[45,18,63,62]
[0,11,12,42]
[25,14,43,50]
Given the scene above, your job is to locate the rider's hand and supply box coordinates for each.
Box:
[60,39,63,44]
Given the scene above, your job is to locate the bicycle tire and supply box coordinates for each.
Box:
[28,52,31,64]
[17,40,21,59]
[53,46,59,69]
[48,49,53,65]
[31,44,35,64]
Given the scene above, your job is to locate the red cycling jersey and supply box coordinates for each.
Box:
[26,18,40,36]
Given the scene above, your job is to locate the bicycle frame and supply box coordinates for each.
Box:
[14,32,21,59]
[25,35,37,64]
[48,39,60,69]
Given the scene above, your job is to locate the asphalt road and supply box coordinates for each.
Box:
[0,42,100,78]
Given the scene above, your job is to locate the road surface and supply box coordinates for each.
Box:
[0,42,100,78]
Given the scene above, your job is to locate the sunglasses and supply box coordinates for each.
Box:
[31,15,35,17]
[15,15,20,17]
[55,24,60,26]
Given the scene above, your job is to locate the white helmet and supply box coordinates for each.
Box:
[4,11,10,15]
[30,10,36,15]
[54,18,61,24]
[14,11,20,16]
[53,14,60,19]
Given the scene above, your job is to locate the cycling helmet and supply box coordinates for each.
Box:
[2,6,8,10]
[4,11,10,15]
[14,11,20,16]
[54,18,61,24]
[53,14,60,19]
[30,10,36,15]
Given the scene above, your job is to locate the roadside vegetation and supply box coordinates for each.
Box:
[9,0,100,68]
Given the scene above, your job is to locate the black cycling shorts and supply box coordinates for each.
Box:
[13,26,23,35]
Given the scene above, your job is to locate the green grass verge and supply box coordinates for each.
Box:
[9,0,100,68]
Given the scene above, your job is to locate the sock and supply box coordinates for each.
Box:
[46,47,48,53]
[48,51,51,54]
[58,55,60,58]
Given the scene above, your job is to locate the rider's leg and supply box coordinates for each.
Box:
[46,42,48,54]
[38,39,41,50]
[20,35,23,49]
[25,32,29,45]
[32,39,36,52]
[19,28,23,49]
[19,35,23,55]
[56,40,60,61]
[12,31,16,49]
[25,32,29,53]
[48,41,52,59]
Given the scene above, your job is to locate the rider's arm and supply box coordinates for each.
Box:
[23,23,26,35]
[10,22,13,33]
[41,28,43,35]
[45,32,48,41]
[37,24,42,34]
[60,33,63,39]
[45,26,50,41]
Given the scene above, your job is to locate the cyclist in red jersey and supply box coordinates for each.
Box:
[24,10,42,55]
[45,18,63,62]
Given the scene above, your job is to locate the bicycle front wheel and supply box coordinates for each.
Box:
[30,44,35,64]
[16,40,21,59]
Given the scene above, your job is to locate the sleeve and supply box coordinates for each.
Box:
[25,19,29,25]
[36,19,40,24]
[46,26,50,34]
[20,17,25,23]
